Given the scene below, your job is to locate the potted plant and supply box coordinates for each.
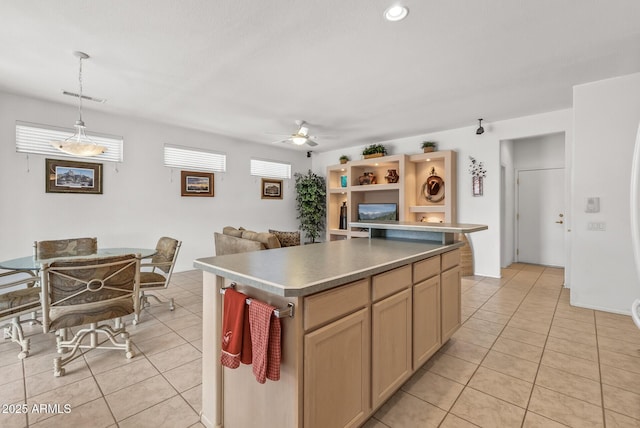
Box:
[294,170,327,243]
[339,155,349,164]
[421,141,437,153]
[362,144,387,159]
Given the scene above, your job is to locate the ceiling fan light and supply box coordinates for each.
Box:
[292,136,308,145]
[384,5,408,21]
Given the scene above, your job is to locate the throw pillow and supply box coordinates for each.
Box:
[269,229,301,247]
[222,226,243,238]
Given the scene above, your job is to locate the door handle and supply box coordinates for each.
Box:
[555,220,564,224]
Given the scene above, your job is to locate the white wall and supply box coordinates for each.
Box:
[571,72,640,314]
[500,139,515,267]
[0,92,310,272]
[313,109,572,278]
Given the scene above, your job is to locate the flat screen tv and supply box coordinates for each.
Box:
[357,203,398,221]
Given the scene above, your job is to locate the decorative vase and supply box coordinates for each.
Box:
[363,152,384,159]
[340,159,348,164]
[472,176,483,196]
[340,175,347,187]
[385,169,399,183]
[339,201,348,230]
[358,172,376,185]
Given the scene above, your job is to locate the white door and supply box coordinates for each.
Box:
[517,168,565,267]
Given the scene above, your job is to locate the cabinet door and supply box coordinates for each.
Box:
[441,266,461,342]
[413,276,441,368]
[371,288,412,408]
[304,308,370,428]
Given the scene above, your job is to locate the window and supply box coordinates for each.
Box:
[16,121,123,162]
[250,158,291,179]
[163,144,226,172]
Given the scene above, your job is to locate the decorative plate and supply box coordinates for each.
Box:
[422,175,445,202]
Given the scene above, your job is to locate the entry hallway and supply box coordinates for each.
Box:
[1,264,639,427]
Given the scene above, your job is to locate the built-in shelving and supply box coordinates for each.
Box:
[326,151,457,241]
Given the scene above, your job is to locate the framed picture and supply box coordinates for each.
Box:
[261,178,283,199]
[181,170,214,197]
[45,158,103,194]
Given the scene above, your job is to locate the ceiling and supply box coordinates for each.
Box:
[1,1,639,153]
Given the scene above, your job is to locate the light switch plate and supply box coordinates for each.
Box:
[586,197,600,213]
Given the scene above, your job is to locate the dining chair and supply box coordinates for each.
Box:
[40,253,140,376]
[134,237,181,324]
[34,237,98,259]
[0,270,40,359]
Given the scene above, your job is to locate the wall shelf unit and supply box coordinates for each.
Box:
[326,151,457,241]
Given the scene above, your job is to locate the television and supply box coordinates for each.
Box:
[357,203,398,221]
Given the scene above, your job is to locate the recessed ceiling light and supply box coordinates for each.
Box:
[384,5,409,22]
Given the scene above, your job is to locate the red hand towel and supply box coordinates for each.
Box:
[249,300,281,383]
[240,306,252,365]
[221,289,247,369]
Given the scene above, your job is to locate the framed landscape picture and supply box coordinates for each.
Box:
[45,158,103,194]
[261,178,282,199]
[181,170,214,197]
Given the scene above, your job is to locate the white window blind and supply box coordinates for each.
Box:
[16,121,124,162]
[163,144,226,172]
[250,158,291,179]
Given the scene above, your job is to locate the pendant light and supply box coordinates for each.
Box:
[51,51,106,157]
[476,118,485,135]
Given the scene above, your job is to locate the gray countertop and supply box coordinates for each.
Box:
[194,238,462,297]
[350,221,488,234]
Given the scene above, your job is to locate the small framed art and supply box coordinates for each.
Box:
[181,170,214,197]
[45,158,103,194]
[261,178,283,199]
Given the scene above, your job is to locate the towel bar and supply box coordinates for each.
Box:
[220,284,295,319]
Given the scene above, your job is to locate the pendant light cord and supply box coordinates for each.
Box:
[77,56,84,124]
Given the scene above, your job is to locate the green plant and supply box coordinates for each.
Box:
[294,170,327,243]
[362,144,387,156]
[421,141,437,149]
[339,155,349,163]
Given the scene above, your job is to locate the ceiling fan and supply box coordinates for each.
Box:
[271,120,318,147]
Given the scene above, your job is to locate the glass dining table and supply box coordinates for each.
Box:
[0,248,157,271]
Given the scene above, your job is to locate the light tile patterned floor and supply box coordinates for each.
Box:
[0,269,204,428]
[2,264,640,427]
[367,263,640,428]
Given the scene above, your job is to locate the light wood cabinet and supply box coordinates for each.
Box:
[413,275,441,367]
[326,151,457,241]
[304,308,370,428]
[441,265,461,342]
[371,288,412,408]
[302,248,461,428]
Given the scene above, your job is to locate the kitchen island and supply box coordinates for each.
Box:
[194,222,486,428]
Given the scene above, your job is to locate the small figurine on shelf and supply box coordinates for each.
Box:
[385,169,399,183]
[358,172,376,185]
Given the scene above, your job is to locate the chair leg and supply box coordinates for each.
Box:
[134,292,174,325]
[2,316,35,360]
[53,322,135,377]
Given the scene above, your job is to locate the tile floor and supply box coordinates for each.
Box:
[0,269,204,428]
[1,264,639,427]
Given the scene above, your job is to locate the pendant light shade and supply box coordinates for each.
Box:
[476,118,485,135]
[51,51,106,157]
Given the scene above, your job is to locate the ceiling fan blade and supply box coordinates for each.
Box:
[270,138,290,144]
[305,139,318,147]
